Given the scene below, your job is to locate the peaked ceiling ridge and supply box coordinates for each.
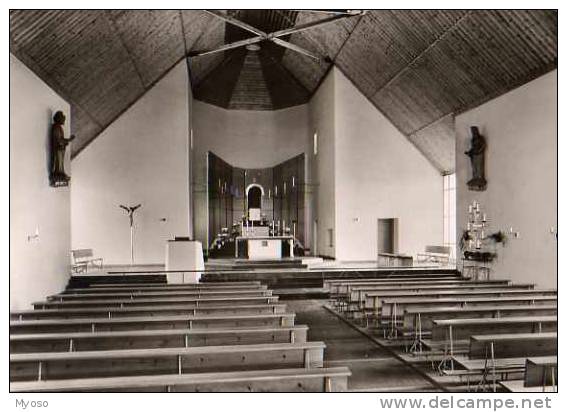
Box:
[9,9,557,172]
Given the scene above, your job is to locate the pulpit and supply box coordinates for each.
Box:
[165,238,204,284]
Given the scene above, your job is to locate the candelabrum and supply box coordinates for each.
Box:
[461,201,496,263]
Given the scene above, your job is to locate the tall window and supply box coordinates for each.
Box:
[443,173,456,260]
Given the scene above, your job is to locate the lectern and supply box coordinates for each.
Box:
[165,238,204,284]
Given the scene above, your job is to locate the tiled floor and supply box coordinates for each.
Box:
[286,299,438,392]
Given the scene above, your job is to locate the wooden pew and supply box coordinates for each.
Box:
[10,366,352,392]
[469,332,557,360]
[10,342,326,381]
[83,281,263,289]
[10,313,296,334]
[402,304,557,331]
[450,356,534,392]
[428,317,557,362]
[324,276,467,294]
[33,295,280,310]
[464,335,557,392]
[432,316,557,342]
[329,279,509,311]
[366,289,557,314]
[379,294,557,318]
[10,325,309,353]
[330,279,509,299]
[64,283,268,294]
[11,303,288,320]
[525,356,558,387]
[349,283,534,308]
[48,289,273,301]
[500,356,558,392]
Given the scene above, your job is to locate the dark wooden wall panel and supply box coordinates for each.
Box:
[107,10,185,87]
[10,9,557,172]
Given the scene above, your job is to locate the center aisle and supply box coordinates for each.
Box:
[285,300,437,392]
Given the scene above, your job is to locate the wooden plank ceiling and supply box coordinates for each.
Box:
[10,10,557,172]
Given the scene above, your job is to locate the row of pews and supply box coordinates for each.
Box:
[10,280,351,392]
[325,272,557,392]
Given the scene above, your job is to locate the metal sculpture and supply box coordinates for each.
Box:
[119,204,142,265]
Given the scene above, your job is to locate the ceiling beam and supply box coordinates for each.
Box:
[269,11,365,38]
[189,36,264,57]
[193,10,361,61]
[271,38,324,63]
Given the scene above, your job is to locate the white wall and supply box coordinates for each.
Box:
[71,61,191,265]
[308,72,336,258]
[192,101,310,247]
[456,71,557,288]
[333,69,444,261]
[10,54,71,310]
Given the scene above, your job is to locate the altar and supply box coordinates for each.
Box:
[235,236,294,260]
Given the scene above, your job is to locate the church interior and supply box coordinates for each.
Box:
[9,9,558,393]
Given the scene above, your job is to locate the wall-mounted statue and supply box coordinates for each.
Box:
[465,126,487,191]
[50,111,75,187]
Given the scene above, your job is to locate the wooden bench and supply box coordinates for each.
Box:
[330,278,509,298]
[402,304,557,331]
[397,307,557,353]
[429,317,557,363]
[378,292,557,317]
[329,280,509,311]
[469,332,557,360]
[499,379,556,392]
[350,283,534,307]
[85,281,262,288]
[499,357,559,392]
[10,325,309,354]
[366,289,556,312]
[432,316,557,342]
[10,341,326,381]
[324,275,464,294]
[459,356,558,393]
[49,289,273,301]
[10,366,351,392]
[71,249,103,273]
[65,284,268,294]
[12,303,288,320]
[451,356,533,391]
[33,295,280,310]
[10,313,296,334]
[524,356,557,388]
